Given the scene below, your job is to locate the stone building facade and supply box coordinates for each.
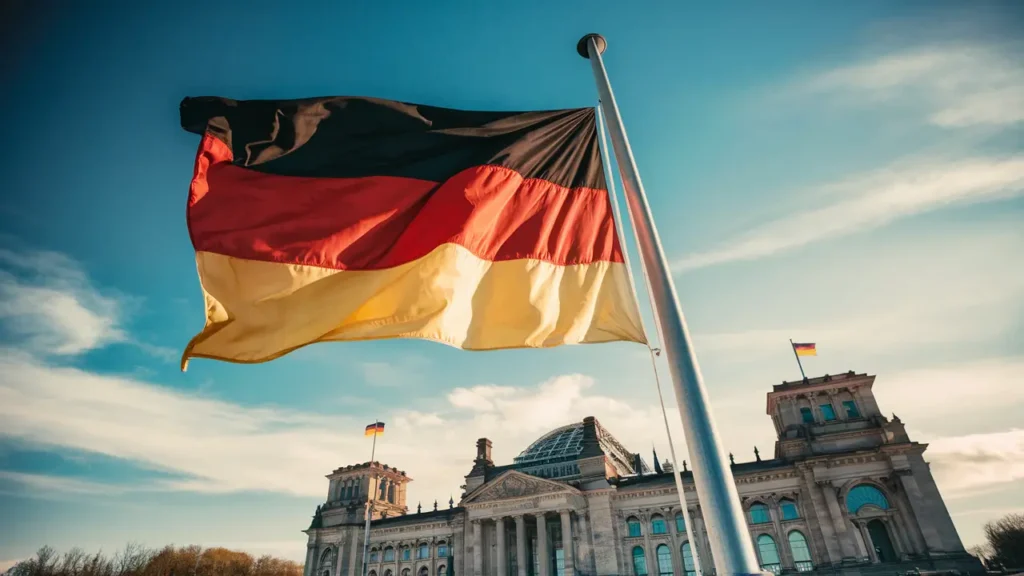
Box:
[302,371,982,576]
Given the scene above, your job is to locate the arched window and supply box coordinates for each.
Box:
[846,485,890,514]
[675,512,686,533]
[418,568,429,576]
[384,571,393,576]
[656,544,672,575]
[651,514,667,535]
[437,542,448,558]
[757,534,782,574]
[388,482,396,503]
[627,516,643,537]
[383,547,395,562]
[368,572,377,576]
[402,570,410,576]
[681,542,696,576]
[436,567,445,576]
[402,547,411,561]
[780,499,799,521]
[749,503,771,524]
[417,544,429,559]
[632,546,648,576]
[319,549,333,567]
[370,548,380,563]
[789,531,813,572]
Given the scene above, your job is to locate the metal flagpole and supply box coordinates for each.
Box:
[596,104,703,576]
[361,421,379,576]
[789,339,807,379]
[578,34,763,576]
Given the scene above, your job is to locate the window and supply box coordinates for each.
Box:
[800,407,814,423]
[436,567,445,576]
[656,544,672,575]
[819,404,837,421]
[632,546,648,576]
[675,512,686,533]
[437,542,448,558]
[418,568,429,576]
[843,400,860,418]
[780,499,799,520]
[368,572,377,576]
[384,571,393,576]
[402,570,410,576]
[651,514,667,535]
[369,550,379,563]
[383,547,395,562]
[757,534,781,574]
[749,503,771,524]
[789,531,813,572]
[627,516,643,537]
[417,544,429,559]
[846,485,890,514]
[402,547,411,561]
[681,543,696,576]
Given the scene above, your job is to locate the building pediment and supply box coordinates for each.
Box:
[463,470,579,505]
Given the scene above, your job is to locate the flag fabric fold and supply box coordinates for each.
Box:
[365,422,385,437]
[179,96,646,369]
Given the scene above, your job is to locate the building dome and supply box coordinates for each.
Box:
[512,420,646,480]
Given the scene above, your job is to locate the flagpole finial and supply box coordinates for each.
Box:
[576,34,607,59]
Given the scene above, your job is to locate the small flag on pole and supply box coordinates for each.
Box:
[178,96,646,370]
[364,422,385,437]
[792,342,817,357]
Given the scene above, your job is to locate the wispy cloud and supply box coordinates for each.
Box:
[801,43,1024,129]
[0,247,176,361]
[0,248,125,355]
[674,155,1024,271]
[926,429,1024,498]
[0,350,675,503]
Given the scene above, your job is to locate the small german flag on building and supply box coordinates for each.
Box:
[793,342,817,357]
[178,96,646,369]
[365,422,385,437]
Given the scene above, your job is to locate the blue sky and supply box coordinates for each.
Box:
[1,0,1022,568]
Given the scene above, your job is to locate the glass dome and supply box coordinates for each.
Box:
[512,420,646,479]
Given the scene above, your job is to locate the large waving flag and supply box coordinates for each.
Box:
[179,96,646,369]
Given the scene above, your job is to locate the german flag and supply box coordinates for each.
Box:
[179,96,645,369]
[365,422,385,437]
[793,342,817,357]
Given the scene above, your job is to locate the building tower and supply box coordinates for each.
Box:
[321,461,410,526]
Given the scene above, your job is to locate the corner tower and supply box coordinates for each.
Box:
[766,371,908,459]
[320,461,411,526]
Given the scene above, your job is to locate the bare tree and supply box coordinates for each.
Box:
[984,512,1024,569]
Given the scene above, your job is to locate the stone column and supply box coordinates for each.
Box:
[819,481,858,560]
[536,513,550,576]
[769,500,793,569]
[560,510,574,575]
[472,520,484,576]
[496,517,508,576]
[303,546,316,576]
[515,515,528,576]
[852,521,869,559]
[896,471,944,552]
[347,530,359,576]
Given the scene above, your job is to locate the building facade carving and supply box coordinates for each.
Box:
[303,371,981,576]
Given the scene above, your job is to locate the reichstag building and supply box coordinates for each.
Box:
[301,371,982,576]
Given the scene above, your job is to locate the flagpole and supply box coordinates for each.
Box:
[789,339,807,379]
[361,421,379,576]
[578,34,763,576]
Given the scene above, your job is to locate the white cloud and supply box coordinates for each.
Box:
[674,156,1024,271]
[925,429,1024,498]
[801,43,1024,128]
[0,470,165,497]
[0,249,125,355]
[874,358,1024,426]
[0,352,678,505]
